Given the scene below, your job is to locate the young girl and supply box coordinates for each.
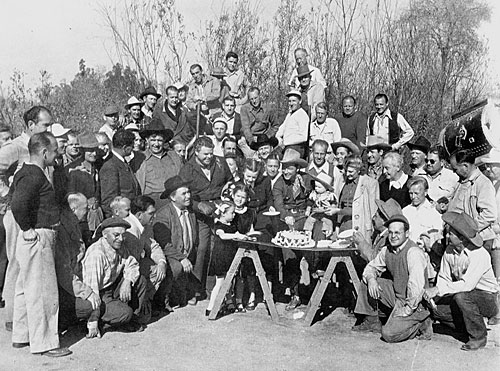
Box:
[232,184,258,312]
[206,201,250,316]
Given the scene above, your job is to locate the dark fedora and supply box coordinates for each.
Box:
[77,132,99,149]
[297,65,312,79]
[139,86,161,100]
[160,175,190,199]
[442,211,483,247]
[140,117,174,141]
[104,105,119,116]
[250,134,279,151]
[407,136,431,154]
[375,198,402,220]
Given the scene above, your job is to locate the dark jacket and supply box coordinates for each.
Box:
[153,201,198,262]
[99,153,141,217]
[153,101,194,144]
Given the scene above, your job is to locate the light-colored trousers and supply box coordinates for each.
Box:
[3,209,20,324]
[12,228,60,353]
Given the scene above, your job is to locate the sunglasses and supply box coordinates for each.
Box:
[425,159,437,164]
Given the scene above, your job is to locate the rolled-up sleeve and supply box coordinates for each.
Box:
[405,247,428,310]
[122,255,140,285]
[393,113,414,149]
[363,247,388,283]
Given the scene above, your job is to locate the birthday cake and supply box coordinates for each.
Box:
[272,230,314,248]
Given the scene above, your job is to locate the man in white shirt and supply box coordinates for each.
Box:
[208,118,228,157]
[424,212,499,351]
[309,103,341,148]
[224,51,248,112]
[276,90,309,158]
[288,48,326,89]
[367,93,414,151]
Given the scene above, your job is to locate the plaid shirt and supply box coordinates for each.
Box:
[82,237,139,295]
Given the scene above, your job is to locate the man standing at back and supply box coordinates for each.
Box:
[367,93,414,151]
[288,48,326,90]
[240,87,279,145]
[10,132,71,357]
[334,95,367,148]
[0,106,52,332]
[224,51,248,112]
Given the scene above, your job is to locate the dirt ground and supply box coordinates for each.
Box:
[1,297,499,371]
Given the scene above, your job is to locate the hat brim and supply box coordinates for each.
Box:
[52,129,71,138]
[363,142,392,151]
[124,102,144,110]
[297,71,312,79]
[140,92,162,100]
[250,137,279,151]
[406,143,429,153]
[160,180,190,199]
[331,142,360,155]
[286,92,302,99]
[81,143,100,149]
[281,158,308,169]
[375,199,389,219]
[309,174,335,192]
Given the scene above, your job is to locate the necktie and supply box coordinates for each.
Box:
[180,210,191,255]
[292,175,304,200]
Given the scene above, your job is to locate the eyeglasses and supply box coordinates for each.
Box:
[425,159,437,164]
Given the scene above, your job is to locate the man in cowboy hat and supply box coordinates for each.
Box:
[309,102,341,148]
[367,93,414,151]
[249,134,279,162]
[331,138,360,171]
[99,105,120,142]
[423,211,499,351]
[82,217,148,333]
[153,85,194,144]
[139,86,162,126]
[353,214,432,342]
[353,198,402,262]
[296,64,325,121]
[124,96,144,127]
[276,90,309,158]
[154,176,199,308]
[186,64,226,118]
[135,118,177,209]
[407,136,431,176]
[288,47,326,89]
[272,148,310,311]
[363,135,392,182]
[240,87,279,144]
[334,95,367,148]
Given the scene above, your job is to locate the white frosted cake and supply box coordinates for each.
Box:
[272,230,314,248]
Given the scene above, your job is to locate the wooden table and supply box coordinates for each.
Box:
[208,238,361,327]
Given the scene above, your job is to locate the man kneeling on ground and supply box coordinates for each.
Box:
[423,212,499,351]
[82,218,148,333]
[352,214,432,342]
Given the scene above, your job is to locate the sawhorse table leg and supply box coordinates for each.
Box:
[303,254,360,326]
[208,247,279,322]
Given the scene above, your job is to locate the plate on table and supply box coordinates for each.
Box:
[329,240,351,249]
[247,231,262,237]
[263,210,280,216]
[337,229,355,239]
[317,240,332,248]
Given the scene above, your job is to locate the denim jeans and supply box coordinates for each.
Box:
[433,289,498,341]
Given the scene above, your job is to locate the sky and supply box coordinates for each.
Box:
[0,0,498,91]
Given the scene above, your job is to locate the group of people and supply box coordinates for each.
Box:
[0,48,498,357]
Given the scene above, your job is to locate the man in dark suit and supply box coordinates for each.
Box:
[100,130,141,218]
[154,176,198,309]
[179,136,232,299]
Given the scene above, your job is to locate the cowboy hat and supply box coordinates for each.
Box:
[124,122,140,132]
[173,81,189,91]
[139,86,161,100]
[476,148,500,165]
[51,123,71,138]
[407,136,431,153]
[362,135,392,151]
[160,175,190,199]
[296,65,312,79]
[384,214,409,228]
[331,138,360,155]
[309,172,335,192]
[250,134,279,151]
[281,148,308,169]
[77,132,99,149]
[375,198,402,220]
[442,211,483,247]
[140,117,174,141]
[124,96,144,110]
[285,90,302,99]
[211,67,227,77]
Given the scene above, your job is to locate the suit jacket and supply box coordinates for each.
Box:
[99,153,141,217]
[153,100,194,143]
[179,156,232,214]
[153,201,198,262]
[352,175,379,240]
